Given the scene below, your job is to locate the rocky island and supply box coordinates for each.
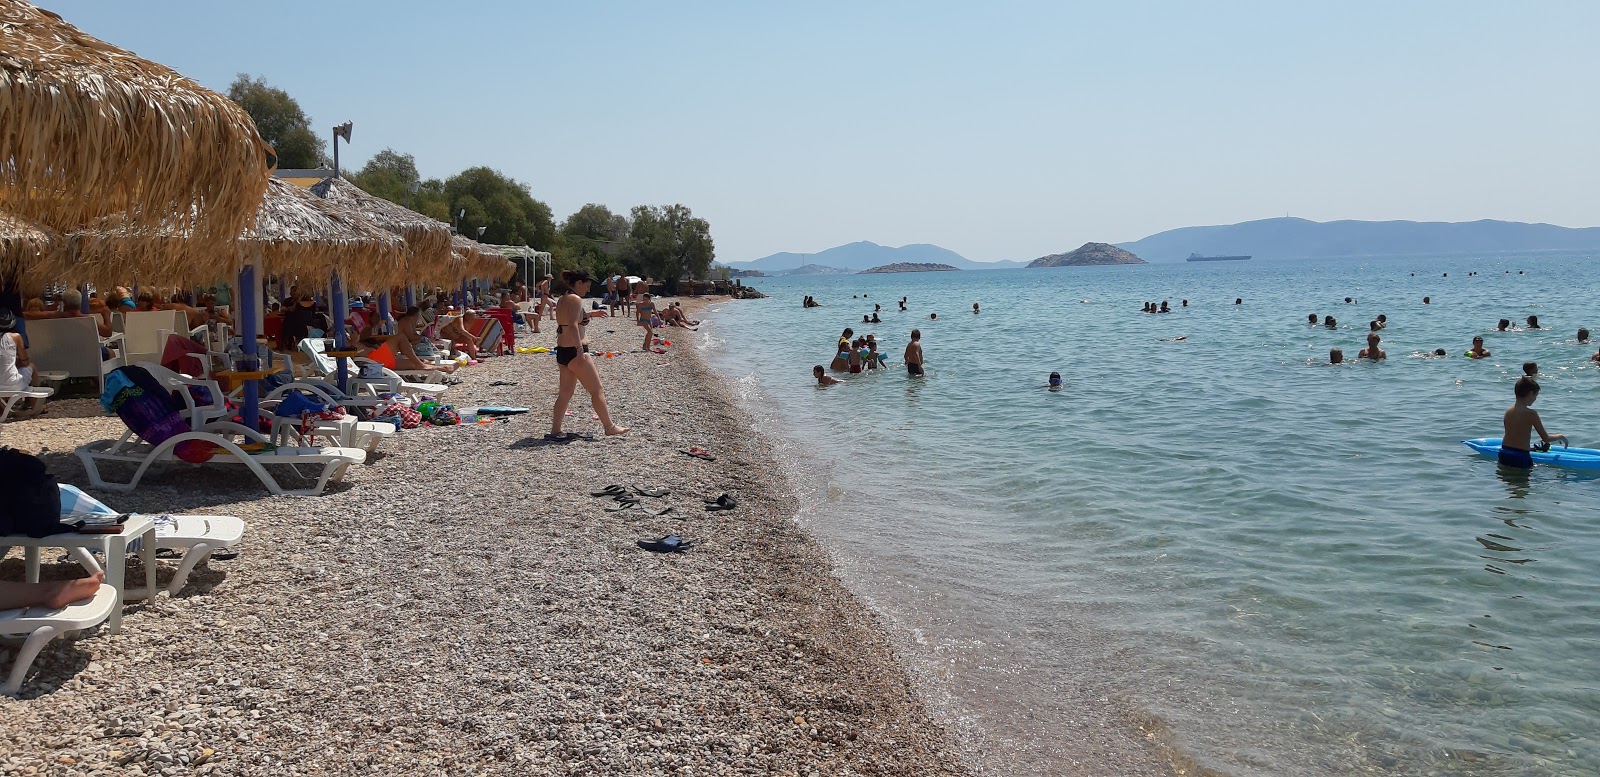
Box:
[1028,242,1147,267]
[859,262,960,274]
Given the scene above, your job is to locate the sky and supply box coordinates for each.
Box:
[44,1,1600,263]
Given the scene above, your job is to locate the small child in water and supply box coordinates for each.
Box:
[904,329,924,376]
[813,365,841,386]
[1500,377,1565,468]
[1329,348,1344,364]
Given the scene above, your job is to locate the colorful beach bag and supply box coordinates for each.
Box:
[375,400,422,429]
[101,365,188,446]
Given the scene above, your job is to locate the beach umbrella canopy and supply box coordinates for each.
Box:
[0,0,272,256]
[0,208,60,294]
[247,179,407,290]
[309,177,453,285]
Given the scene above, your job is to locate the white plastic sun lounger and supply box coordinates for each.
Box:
[76,422,364,496]
[49,485,247,599]
[0,386,52,423]
[0,584,118,694]
[299,339,449,397]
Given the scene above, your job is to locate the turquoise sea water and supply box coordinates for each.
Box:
[700,253,1600,776]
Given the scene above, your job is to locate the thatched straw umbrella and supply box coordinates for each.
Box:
[0,209,60,296]
[248,179,406,290]
[310,177,452,280]
[0,0,272,260]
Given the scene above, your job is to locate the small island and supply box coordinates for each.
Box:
[859,262,961,274]
[1028,242,1147,267]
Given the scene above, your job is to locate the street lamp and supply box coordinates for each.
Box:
[405,178,420,209]
[476,226,487,240]
[331,121,353,176]
[452,207,465,235]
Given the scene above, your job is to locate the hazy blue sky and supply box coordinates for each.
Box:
[46,1,1600,262]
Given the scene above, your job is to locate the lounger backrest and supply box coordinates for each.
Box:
[298,338,336,375]
[122,311,189,357]
[25,316,106,380]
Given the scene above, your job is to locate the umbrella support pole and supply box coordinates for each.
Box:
[238,262,261,431]
[331,271,349,393]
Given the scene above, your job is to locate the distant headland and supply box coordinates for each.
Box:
[1029,243,1146,268]
[859,262,959,274]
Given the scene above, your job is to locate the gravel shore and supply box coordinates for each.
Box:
[0,297,969,776]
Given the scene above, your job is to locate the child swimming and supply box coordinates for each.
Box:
[813,365,841,386]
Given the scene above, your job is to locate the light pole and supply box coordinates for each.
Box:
[452,208,465,235]
[477,226,487,241]
[405,178,420,210]
[331,121,353,176]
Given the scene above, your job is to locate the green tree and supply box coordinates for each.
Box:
[561,203,629,242]
[444,167,554,248]
[227,74,325,169]
[623,204,714,290]
[346,149,449,219]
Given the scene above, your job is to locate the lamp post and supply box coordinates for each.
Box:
[331,121,353,176]
[405,178,420,210]
[452,208,465,235]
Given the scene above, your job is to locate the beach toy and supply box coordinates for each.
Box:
[1462,438,1600,470]
[174,439,216,463]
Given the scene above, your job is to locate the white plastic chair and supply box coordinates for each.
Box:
[22,317,123,396]
[0,386,52,422]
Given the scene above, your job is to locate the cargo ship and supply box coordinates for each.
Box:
[1186,252,1251,262]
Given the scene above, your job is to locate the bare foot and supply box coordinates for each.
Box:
[45,572,105,609]
[605,425,630,436]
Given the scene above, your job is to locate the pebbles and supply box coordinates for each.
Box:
[0,298,968,775]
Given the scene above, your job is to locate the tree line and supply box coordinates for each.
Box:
[228,74,716,290]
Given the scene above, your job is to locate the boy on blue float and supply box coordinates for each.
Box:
[1499,377,1566,468]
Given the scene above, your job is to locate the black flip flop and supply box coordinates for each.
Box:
[632,486,670,498]
[605,501,637,513]
[591,484,627,497]
[704,494,737,511]
[545,433,576,443]
[637,535,696,553]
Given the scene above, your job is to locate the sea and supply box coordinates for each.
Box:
[699,252,1600,777]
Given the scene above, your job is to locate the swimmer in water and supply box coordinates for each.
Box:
[904,328,924,377]
[1423,296,1431,305]
[830,328,854,372]
[973,303,980,314]
[1159,301,1170,313]
[1324,315,1337,328]
[1182,300,1188,307]
[1235,298,1242,305]
[1497,319,1511,332]
[1578,327,1590,344]
[1500,377,1565,468]
[1047,372,1063,390]
[930,313,938,320]
[1523,361,1538,377]
[1358,333,1386,360]
[1418,348,1448,358]
[1308,313,1318,325]
[1527,315,1542,330]
[814,365,841,386]
[1467,336,1491,359]
[1375,314,1387,329]
[1329,348,1344,365]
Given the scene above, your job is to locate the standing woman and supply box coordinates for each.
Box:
[551,270,628,438]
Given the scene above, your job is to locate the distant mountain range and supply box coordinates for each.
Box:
[728,218,1600,274]
[726,241,1025,274]
[1116,217,1600,262]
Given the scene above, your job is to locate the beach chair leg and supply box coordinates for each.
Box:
[165,543,214,596]
[4,625,60,694]
[66,547,104,576]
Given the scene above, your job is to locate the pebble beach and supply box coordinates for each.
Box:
[0,298,971,776]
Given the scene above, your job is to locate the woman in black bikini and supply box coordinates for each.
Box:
[551,270,627,438]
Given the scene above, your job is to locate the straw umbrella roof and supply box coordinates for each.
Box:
[0,1,272,254]
[247,179,406,289]
[309,177,453,284]
[0,208,60,294]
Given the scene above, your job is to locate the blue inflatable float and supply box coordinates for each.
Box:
[1462,438,1600,470]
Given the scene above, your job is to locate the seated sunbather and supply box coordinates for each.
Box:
[662,303,700,328]
[441,310,482,359]
[390,307,458,374]
[1,308,46,412]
